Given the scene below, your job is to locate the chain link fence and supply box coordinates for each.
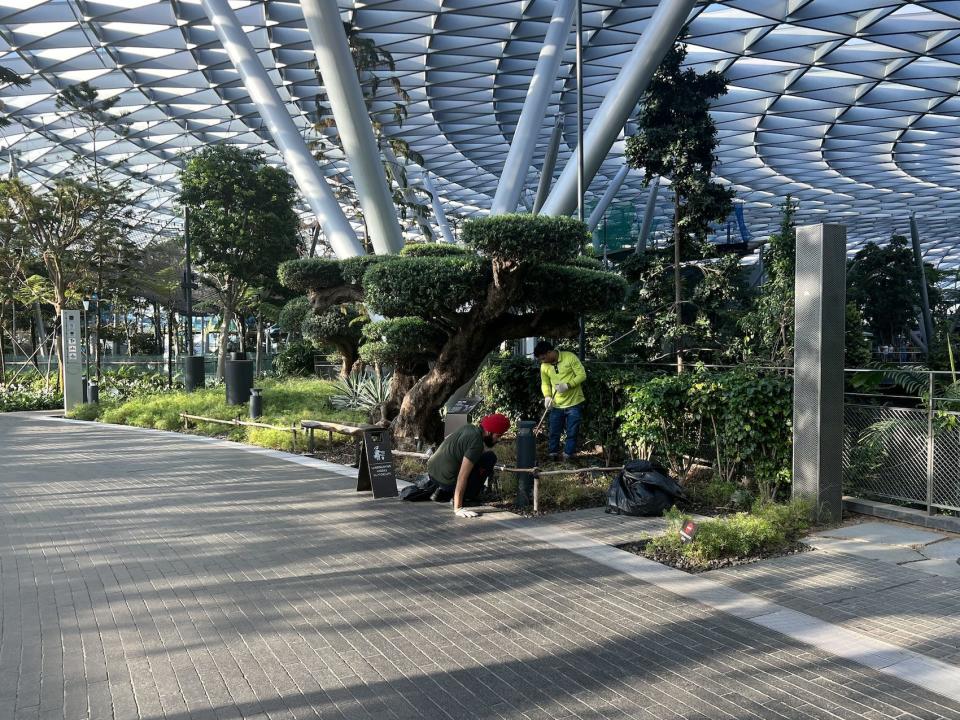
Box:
[843,373,960,513]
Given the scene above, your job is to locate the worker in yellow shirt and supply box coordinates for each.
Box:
[534,340,587,461]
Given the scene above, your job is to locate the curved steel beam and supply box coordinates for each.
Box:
[199,0,364,258]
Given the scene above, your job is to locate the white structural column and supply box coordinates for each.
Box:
[423,171,456,243]
[539,0,697,217]
[533,113,565,214]
[636,176,660,253]
[587,163,630,231]
[490,0,577,215]
[301,0,405,255]
[199,0,364,259]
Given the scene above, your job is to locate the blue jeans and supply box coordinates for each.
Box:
[548,404,583,457]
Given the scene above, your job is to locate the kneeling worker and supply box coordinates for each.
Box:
[426,413,511,518]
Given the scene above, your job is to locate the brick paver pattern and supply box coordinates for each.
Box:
[2,414,959,720]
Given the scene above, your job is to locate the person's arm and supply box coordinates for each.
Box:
[452,456,475,511]
[540,363,553,398]
[567,353,587,388]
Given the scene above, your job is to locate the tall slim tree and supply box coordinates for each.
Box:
[178,145,301,378]
[626,39,734,371]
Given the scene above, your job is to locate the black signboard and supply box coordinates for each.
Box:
[447,396,483,415]
[357,428,398,498]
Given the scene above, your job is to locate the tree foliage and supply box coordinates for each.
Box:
[178,145,300,376]
[625,39,735,369]
[847,234,941,347]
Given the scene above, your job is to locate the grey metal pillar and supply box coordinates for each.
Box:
[792,224,846,523]
[491,0,576,215]
[423,171,455,243]
[302,0,405,255]
[635,176,660,253]
[587,164,630,232]
[199,0,363,259]
[533,113,565,215]
[539,0,697,217]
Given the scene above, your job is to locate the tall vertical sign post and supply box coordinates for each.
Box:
[61,310,84,411]
[792,224,846,522]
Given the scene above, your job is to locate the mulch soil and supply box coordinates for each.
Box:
[617,538,813,573]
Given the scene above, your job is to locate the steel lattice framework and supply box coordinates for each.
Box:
[4,0,960,264]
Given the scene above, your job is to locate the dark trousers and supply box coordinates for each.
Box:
[431,451,496,502]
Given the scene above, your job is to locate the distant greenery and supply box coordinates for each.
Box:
[67,377,367,451]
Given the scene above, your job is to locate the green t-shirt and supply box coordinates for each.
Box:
[427,424,485,487]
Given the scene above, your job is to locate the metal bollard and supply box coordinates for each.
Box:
[249,387,263,419]
[515,420,536,508]
[88,381,99,404]
[81,375,88,404]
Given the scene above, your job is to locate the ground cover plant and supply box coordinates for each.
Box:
[67,377,367,452]
[620,500,812,573]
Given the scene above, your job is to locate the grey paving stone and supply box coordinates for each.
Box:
[4,414,960,720]
[812,521,947,546]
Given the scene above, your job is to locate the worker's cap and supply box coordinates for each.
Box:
[480,413,510,435]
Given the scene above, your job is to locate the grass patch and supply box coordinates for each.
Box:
[68,377,368,452]
[625,500,812,572]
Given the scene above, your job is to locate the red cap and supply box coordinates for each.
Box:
[480,413,510,435]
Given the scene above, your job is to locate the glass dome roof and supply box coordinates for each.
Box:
[3,0,960,265]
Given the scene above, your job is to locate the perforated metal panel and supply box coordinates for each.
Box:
[793,224,846,521]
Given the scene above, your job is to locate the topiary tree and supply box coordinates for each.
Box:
[302,305,367,377]
[280,214,627,441]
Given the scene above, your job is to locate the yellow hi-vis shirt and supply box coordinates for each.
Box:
[540,350,587,408]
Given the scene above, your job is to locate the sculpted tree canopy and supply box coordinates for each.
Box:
[280,214,627,441]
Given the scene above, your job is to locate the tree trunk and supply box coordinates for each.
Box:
[167,308,174,389]
[216,309,232,379]
[0,302,7,380]
[94,302,102,378]
[152,301,163,353]
[673,196,683,374]
[33,301,47,357]
[393,325,502,443]
[381,364,427,426]
[254,318,263,376]
[334,341,358,379]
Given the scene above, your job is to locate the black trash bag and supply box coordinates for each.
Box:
[400,474,439,501]
[605,459,684,516]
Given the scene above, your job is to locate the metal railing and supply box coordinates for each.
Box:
[843,369,960,514]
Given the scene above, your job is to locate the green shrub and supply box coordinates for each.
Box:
[619,367,792,495]
[462,214,588,264]
[273,341,316,377]
[619,371,706,480]
[648,500,811,564]
[0,384,62,412]
[476,354,542,423]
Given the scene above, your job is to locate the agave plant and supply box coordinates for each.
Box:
[330,370,392,412]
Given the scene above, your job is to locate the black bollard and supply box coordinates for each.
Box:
[249,387,263,419]
[184,355,205,392]
[88,381,99,404]
[81,375,88,404]
[515,420,536,508]
[225,358,254,405]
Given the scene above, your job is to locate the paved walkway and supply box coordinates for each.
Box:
[1,413,959,720]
